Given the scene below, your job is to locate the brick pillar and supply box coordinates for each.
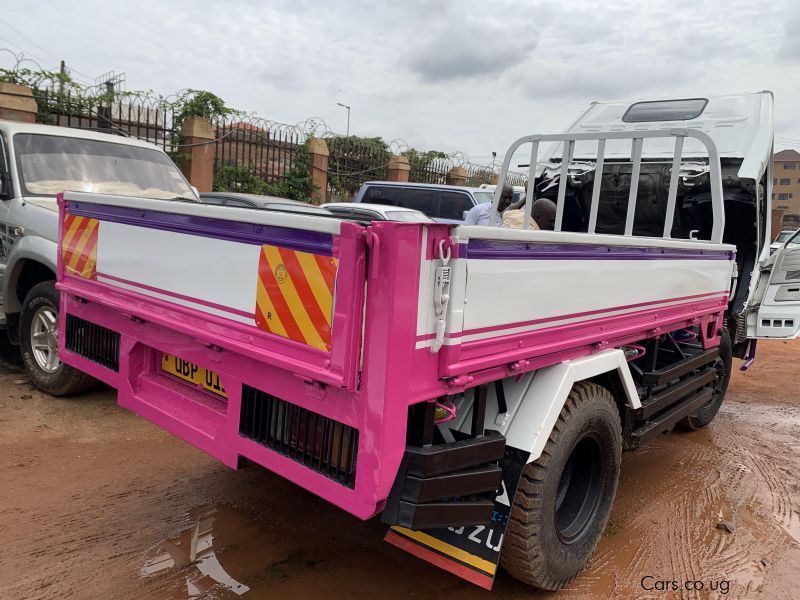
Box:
[0,83,38,123]
[489,173,499,185]
[180,116,214,192]
[772,208,787,238]
[387,155,410,182]
[307,138,329,203]
[446,166,467,187]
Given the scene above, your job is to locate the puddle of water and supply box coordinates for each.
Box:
[142,505,251,597]
[141,503,331,597]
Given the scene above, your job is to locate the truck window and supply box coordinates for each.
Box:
[622,98,708,123]
[438,191,474,220]
[364,185,403,206]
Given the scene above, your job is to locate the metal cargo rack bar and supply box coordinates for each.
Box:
[491,129,725,244]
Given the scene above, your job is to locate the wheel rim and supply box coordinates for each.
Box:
[555,435,603,544]
[701,355,727,410]
[30,305,60,373]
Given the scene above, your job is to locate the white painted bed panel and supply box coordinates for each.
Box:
[457,258,730,334]
[96,221,260,322]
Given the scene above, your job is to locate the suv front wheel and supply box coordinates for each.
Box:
[20,281,96,396]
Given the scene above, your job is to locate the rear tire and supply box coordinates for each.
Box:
[20,281,96,396]
[500,382,622,590]
[677,328,732,431]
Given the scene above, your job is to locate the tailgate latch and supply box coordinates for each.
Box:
[432,239,452,353]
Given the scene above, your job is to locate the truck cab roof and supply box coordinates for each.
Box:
[552,91,773,181]
[0,121,165,151]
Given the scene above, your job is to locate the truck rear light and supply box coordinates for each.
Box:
[64,314,120,371]
[239,385,358,488]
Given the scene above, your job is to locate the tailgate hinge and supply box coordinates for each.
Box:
[362,229,381,279]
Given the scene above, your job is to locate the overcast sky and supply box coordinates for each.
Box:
[1,0,799,165]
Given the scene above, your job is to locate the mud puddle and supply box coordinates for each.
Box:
[141,504,306,598]
[136,500,477,599]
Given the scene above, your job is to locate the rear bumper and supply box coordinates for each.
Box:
[58,289,379,519]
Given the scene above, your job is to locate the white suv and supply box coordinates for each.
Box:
[0,121,198,394]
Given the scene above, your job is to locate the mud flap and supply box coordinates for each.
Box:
[384,448,529,589]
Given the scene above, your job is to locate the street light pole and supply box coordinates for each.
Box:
[336,102,351,137]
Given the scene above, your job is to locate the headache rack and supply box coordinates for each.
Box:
[490,129,725,243]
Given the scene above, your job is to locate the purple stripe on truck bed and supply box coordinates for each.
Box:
[459,239,733,260]
[67,200,334,256]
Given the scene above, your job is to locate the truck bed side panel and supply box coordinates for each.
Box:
[415,233,735,379]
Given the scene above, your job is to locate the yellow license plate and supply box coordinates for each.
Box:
[161,353,227,398]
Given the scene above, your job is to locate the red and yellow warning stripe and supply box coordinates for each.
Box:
[385,527,496,589]
[255,244,338,351]
[62,214,99,280]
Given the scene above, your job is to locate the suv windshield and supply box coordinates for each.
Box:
[14,134,196,200]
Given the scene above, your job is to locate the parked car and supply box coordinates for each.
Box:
[352,181,496,223]
[478,183,526,203]
[770,229,798,254]
[320,202,432,222]
[0,121,199,395]
[199,192,331,216]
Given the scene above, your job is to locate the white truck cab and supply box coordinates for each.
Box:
[0,121,197,393]
[517,92,797,348]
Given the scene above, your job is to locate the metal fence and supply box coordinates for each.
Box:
[34,89,176,152]
[28,88,528,200]
[326,136,391,201]
[408,155,453,184]
[213,116,303,187]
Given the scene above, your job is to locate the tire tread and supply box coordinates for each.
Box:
[500,381,620,590]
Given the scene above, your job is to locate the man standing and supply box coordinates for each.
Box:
[463,184,515,226]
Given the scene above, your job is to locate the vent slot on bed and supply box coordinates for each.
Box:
[239,385,358,488]
[65,314,120,371]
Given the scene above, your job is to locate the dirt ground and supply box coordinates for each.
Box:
[0,341,798,600]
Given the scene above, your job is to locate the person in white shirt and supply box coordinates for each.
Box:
[463,184,515,226]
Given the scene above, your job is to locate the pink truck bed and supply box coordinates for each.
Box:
[56,190,734,521]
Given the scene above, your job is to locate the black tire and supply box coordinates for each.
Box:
[677,328,732,431]
[20,281,96,396]
[500,382,622,590]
